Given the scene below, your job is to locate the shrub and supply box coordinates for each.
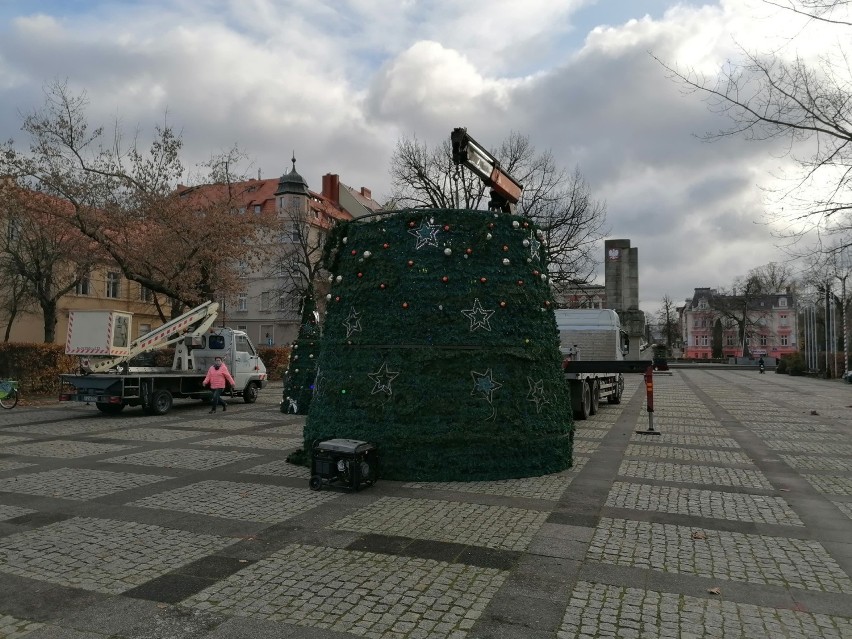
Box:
[257,346,290,381]
[0,343,78,394]
[782,352,807,376]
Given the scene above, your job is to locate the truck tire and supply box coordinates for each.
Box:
[575,381,591,421]
[589,379,600,415]
[608,376,624,404]
[243,383,259,404]
[148,390,173,415]
[96,402,125,415]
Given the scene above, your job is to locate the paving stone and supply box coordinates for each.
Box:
[558,581,852,639]
[99,448,260,470]
[0,516,232,594]
[624,445,754,465]
[0,468,173,500]
[3,440,135,459]
[587,518,852,592]
[605,482,804,526]
[618,460,773,489]
[183,544,506,639]
[330,497,548,551]
[129,480,341,523]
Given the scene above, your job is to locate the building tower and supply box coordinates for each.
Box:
[604,239,645,359]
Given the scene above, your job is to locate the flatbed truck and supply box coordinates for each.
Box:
[59,300,267,415]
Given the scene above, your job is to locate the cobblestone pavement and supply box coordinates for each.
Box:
[1,371,852,638]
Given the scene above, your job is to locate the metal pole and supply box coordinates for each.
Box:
[843,276,848,380]
[825,283,831,376]
[636,364,660,435]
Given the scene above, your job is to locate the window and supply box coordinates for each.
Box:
[238,292,248,311]
[277,294,288,311]
[260,291,270,312]
[7,218,21,242]
[781,335,789,346]
[698,299,708,310]
[254,205,261,214]
[779,314,788,326]
[140,285,153,302]
[694,336,700,346]
[290,223,302,243]
[138,323,151,337]
[106,272,121,298]
[726,335,734,346]
[700,318,707,328]
[693,319,699,328]
[75,274,90,296]
[237,325,247,332]
[700,335,709,347]
[760,335,767,346]
[238,207,246,214]
[778,297,788,307]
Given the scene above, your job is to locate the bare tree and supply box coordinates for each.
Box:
[655,0,852,249]
[714,265,788,358]
[656,294,681,352]
[0,81,276,318]
[0,183,97,341]
[388,132,608,285]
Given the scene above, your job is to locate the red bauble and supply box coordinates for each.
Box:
[480,277,487,284]
[380,283,386,289]
[517,280,524,286]
[408,221,416,228]
[383,243,389,249]
[334,296,340,302]
[357,272,363,278]
[402,302,409,309]
[533,270,540,276]
[500,301,507,308]
[443,224,450,231]
[351,249,357,255]
[407,260,414,267]
[502,245,509,252]
[466,248,473,255]
[442,276,449,283]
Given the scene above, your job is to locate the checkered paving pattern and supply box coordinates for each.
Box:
[99,447,260,470]
[330,496,548,551]
[0,468,172,500]
[129,480,341,523]
[0,516,232,594]
[184,544,506,638]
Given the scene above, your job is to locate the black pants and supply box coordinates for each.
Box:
[210,388,227,409]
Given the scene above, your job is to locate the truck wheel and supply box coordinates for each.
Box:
[589,379,600,415]
[608,377,624,404]
[309,475,323,491]
[576,381,591,420]
[243,383,258,404]
[149,390,173,415]
[96,402,125,415]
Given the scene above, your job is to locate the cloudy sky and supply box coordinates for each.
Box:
[0,0,842,318]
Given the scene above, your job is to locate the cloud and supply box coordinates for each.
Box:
[0,0,842,319]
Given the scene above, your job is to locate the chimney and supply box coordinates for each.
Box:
[322,173,339,204]
[360,187,372,200]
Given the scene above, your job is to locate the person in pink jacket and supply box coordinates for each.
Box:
[203,356,236,413]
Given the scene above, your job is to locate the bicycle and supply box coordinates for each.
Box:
[0,380,19,409]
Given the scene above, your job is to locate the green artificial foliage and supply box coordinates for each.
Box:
[282,292,321,414]
[306,208,573,481]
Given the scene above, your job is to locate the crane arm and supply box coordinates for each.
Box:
[451,127,523,212]
[83,301,220,373]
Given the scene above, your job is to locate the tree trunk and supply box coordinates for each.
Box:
[42,300,58,343]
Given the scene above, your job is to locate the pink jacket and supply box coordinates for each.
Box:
[203,363,236,390]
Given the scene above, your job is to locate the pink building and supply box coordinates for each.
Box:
[681,287,798,360]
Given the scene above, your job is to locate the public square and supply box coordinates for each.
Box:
[1,368,851,638]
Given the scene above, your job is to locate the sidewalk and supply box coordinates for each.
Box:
[0,370,851,638]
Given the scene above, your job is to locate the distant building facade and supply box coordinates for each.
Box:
[681,287,798,360]
[552,283,607,309]
[189,161,381,346]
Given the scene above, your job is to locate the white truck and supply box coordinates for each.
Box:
[59,300,268,415]
[555,308,629,420]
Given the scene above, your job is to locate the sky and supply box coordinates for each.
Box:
[0,0,843,319]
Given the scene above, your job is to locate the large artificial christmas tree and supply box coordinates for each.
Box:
[305,208,573,481]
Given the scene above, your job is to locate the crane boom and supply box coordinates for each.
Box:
[451,127,523,212]
[78,300,220,374]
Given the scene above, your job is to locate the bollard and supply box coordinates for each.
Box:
[636,364,660,435]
